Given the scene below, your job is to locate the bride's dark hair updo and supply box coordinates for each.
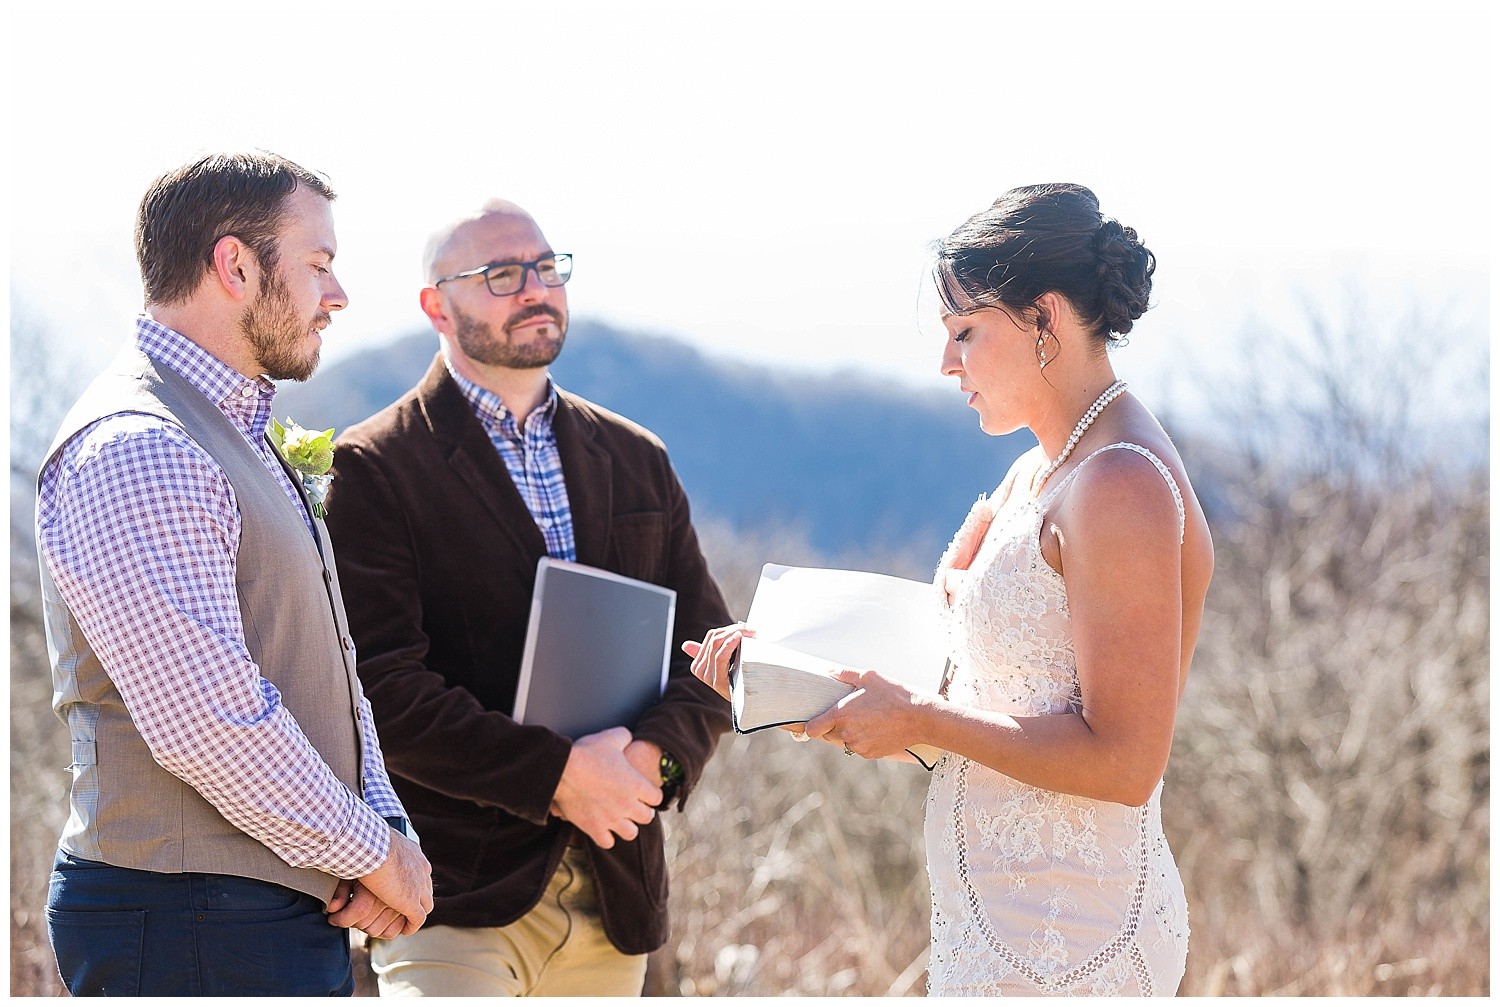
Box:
[933,183,1155,344]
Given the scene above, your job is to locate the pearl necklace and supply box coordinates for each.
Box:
[1032,380,1128,492]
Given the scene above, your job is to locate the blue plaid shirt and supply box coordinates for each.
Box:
[445,358,576,561]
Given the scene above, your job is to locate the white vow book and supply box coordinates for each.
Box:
[513,558,677,739]
[731,563,948,768]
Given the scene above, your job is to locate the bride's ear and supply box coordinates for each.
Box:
[1032,291,1077,338]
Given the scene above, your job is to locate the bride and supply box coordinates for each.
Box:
[686,184,1213,996]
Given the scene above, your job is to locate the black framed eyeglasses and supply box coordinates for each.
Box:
[433,253,573,297]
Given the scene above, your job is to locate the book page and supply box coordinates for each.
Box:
[743,564,946,693]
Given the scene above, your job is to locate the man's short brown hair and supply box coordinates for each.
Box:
[135,151,336,306]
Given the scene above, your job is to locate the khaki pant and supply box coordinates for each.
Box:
[369,845,647,997]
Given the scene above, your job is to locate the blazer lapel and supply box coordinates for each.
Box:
[417,355,548,561]
[554,392,612,568]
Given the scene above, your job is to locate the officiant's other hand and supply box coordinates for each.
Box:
[805,668,934,760]
[623,737,664,789]
[681,623,756,702]
[551,726,662,849]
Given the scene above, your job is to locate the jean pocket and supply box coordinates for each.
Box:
[197,873,307,917]
[46,907,146,996]
[196,901,352,995]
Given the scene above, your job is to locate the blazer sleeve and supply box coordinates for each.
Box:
[628,453,734,810]
[325,440,572,827]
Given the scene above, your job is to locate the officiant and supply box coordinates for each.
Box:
[323,200,733,996]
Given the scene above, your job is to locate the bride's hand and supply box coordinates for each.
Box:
[804,668,934,760]
[680,624,755,702]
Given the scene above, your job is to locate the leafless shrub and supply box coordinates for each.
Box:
[10,601,68,997]
[648,537,935,996]
[9,296,1486,996]
[1159,298,1487,994]
[648,297,1487,996]
[10,308,89,608]
[651,735,932,996]
[9,310,84,996]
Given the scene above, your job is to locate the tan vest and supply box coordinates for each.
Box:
[38,344,366,902]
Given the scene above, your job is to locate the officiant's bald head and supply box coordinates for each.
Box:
[422,200,537,283]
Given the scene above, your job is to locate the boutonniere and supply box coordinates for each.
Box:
[269,417,336,519]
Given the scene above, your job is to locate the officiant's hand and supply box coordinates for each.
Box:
[682,623,755,701]
[623,738,663,786]
[551,727,662,849]
[805,668,935,760]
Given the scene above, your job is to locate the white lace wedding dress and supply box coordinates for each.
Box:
[924,443,1190,996]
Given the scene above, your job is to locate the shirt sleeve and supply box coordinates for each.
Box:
[357,694,407,819]
[37,415,391,879]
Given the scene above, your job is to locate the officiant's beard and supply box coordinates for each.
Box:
[452,302,566,370]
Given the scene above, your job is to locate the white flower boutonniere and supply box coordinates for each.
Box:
[270,417,336,519]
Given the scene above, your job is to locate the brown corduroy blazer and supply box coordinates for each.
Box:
[324,354,732,954]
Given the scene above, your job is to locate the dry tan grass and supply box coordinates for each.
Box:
[8,304,1487,996]
[10,605,69,997]
[10,479,1488,997]
[647,734,932,996]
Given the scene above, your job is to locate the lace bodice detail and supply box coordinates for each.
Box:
[924,443,1189,997]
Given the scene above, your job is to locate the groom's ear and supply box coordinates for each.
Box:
[211,234,256,302]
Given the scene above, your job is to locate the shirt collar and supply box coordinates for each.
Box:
[443,354,559,438]
[134,315,278,441]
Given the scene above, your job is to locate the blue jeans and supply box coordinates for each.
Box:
[46,851,354,996]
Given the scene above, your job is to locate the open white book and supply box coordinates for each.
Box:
[731,563,948,769]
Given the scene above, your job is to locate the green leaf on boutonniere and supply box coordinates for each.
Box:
[271,418,337,519]
[272,417,335,476]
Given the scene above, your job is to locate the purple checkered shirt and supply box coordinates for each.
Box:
[445,357,576,561]
[36,316,403,880]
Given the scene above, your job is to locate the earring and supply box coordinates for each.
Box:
[1036,333,1049,369]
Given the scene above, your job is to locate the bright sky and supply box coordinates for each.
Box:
[7,0,1492,421]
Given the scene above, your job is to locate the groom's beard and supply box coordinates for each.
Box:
[242,268,327,382]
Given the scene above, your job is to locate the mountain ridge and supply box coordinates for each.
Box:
[276,319,1031,555]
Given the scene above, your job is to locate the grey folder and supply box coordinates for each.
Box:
[512,557,677,739]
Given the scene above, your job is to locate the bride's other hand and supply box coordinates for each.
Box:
[805,668,936,760]
[680,624,755,702]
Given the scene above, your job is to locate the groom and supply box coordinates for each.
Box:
[35,152,433,996]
